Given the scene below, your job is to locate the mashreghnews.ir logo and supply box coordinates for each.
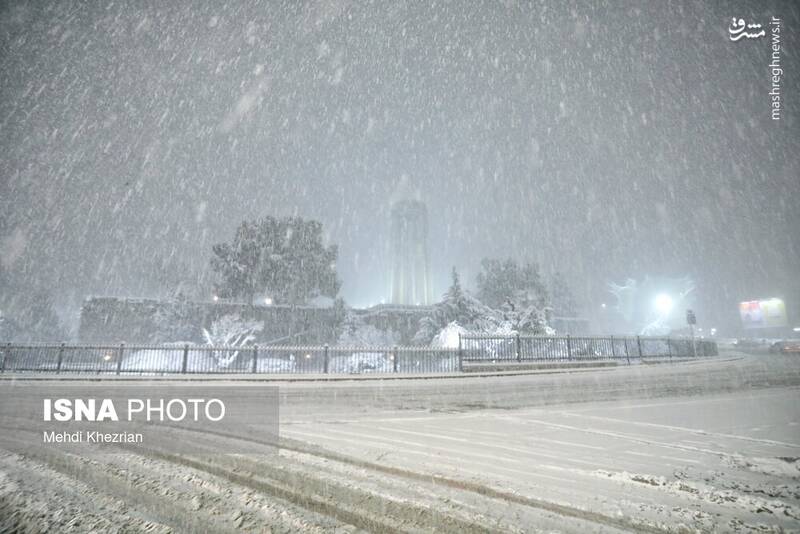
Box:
[729,16,783,120]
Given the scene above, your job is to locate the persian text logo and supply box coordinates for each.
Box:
[728,17,783,121]
[728,18,765,41]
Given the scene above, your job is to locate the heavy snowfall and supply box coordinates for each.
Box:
[0,0,798,532]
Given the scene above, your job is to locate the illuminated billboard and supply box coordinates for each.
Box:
[739,298,788,329]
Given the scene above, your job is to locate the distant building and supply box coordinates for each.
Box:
[389,199,433,305]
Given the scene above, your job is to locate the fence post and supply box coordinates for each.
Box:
[667,337,672,362]
[566,335,572,360]
[458,335,464,372]
[251,345,259,374]
[515,334,521,362]
[1,343,9,373]
[610,336,616,359]
[392,345,398,373]
[637,336,643,359]
[181,343,189,374]
[624,337,630,365]
[56,342,65,374]
[322,344,329,374]
[116,343,124,375]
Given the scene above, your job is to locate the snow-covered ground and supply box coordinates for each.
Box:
[1,351,799,532]
[274,351,800,531]
[283,385,800,531]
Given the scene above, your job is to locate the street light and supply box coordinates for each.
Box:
[654,293,673,315]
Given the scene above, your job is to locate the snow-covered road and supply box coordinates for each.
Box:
[273,353,800,531]
[284,385,800,531]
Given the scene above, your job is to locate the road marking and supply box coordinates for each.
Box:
[495,415,736,458]
[408,423,606,450]
[341,423,682,472]
[560,387,800,413]
[625,450,701,465]
[555,412,800,449]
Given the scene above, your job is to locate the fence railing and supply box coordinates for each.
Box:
[0,336,716,376]
[459,335,717,364]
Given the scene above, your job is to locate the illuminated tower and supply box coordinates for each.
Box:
[390,199,432,305]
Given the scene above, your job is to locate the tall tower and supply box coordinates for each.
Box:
[390,199,432,305]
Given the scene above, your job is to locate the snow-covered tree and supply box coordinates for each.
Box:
[413,268,503,344]
[512,303,552,335]
[210,216,340,305]
[415,267,552,345]
[476,258,548,310]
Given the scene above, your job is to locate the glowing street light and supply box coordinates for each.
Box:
[264,297,273,306]
[654,293,673,315]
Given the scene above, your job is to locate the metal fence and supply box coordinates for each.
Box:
[459,335,717,364]
[0,335,716,376]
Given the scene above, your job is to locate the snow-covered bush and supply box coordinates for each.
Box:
[122,314,265,372]
[430,321,471,349]
[329,351,392,374]
[337,309,399,346]
[122,342,219,373]
[414,269,553,346]
[202,314,263,368]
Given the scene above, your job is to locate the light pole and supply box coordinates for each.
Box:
[686,309,697,357]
